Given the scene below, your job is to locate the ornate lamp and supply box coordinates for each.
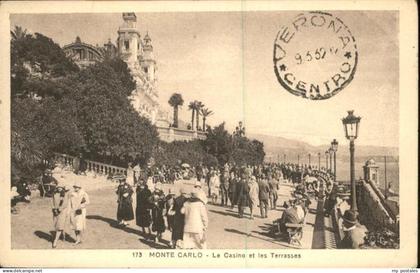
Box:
[342,110,361,141]
[342,110,361,212]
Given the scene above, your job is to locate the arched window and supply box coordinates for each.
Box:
[124,40,129,50]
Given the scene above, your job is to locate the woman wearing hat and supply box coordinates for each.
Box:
[149,186,166,243]
[170,187,188,248]
[209,170,220,205]
[193,181,208,204]
[51,185,71,248]
[136,183,152,238]
[70,181,90,245]
[181,189,208,249]
[126,163,135,187]
[116,178,134,226]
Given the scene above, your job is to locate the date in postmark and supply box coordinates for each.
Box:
[273,11,358,100]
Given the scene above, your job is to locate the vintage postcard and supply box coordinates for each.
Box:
[0,0,417,268]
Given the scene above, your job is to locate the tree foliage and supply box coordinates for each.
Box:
[10,27,265,181]
[11,28,79,98]
[153,122,266,168]
[168,93,184,128]
[153,140,218,168]
[11,28,159,179]
[67,61,159,165]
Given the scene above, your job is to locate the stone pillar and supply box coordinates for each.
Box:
[169,127,174,142]
[363,159,380,187]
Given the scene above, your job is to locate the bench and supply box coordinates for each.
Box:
[272,220,305,246]
[285,223,305,246]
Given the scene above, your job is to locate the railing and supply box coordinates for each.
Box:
[156,126,207,142]
[85,160,127,176]
[356,179,398,233]
[365,179,398,222]
[53,153,127,176]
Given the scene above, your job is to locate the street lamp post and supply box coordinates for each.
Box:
[297,154,300,165]
[331,139,339,181]
[328,148,333,173]
[318,152,321,169]
[308,153,311,166]
[325,150,329,170]
[342,110,361,212]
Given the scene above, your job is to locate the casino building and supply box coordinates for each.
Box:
[63,12,206,142]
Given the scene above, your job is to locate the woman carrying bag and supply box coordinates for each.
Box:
[51,185,71,248]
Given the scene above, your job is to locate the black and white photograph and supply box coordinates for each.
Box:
[0,1,417,269]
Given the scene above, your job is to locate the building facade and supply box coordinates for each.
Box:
[116,12,161,125]
[63,12,205,142]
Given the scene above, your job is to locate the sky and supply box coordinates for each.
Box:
[10,11,399,147]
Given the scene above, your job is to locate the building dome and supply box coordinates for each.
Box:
[63,37,104,68]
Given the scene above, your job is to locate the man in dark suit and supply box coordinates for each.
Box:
[236,168,250,218]
[278,201,305,233]
[257,176,270,218]
[339,210,366,249]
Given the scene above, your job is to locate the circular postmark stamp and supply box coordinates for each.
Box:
[273,11,358,100]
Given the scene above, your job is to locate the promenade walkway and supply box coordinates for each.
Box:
[11,172,328,249]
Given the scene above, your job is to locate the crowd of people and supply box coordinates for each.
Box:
[11,157,369,249]
[116,175,209,249]
[108,162,333,248]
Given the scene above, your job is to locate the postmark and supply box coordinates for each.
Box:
[273,11,358,100]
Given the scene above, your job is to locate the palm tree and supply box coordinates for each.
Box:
[200,108,213,131]
[168,93,184,128]
[11,26,28,41]
[188,101,197,130]
[195,101,204,131]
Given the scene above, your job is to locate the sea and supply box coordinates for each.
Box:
[334,159,399,194]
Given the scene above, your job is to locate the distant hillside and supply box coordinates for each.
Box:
[249,133,399,163]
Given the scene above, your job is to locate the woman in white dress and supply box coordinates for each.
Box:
[51,185,71,248]
[126,163,135,187]
[133,163,141,185]
[70,181,90,245]
[181,190,208,249]
[209,170,220,204]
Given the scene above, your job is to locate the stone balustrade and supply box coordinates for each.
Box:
[356,179,399,233]
[157,126,207,142]
[53,153,127,176]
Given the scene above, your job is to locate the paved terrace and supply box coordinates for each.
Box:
[12,171,335,249]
